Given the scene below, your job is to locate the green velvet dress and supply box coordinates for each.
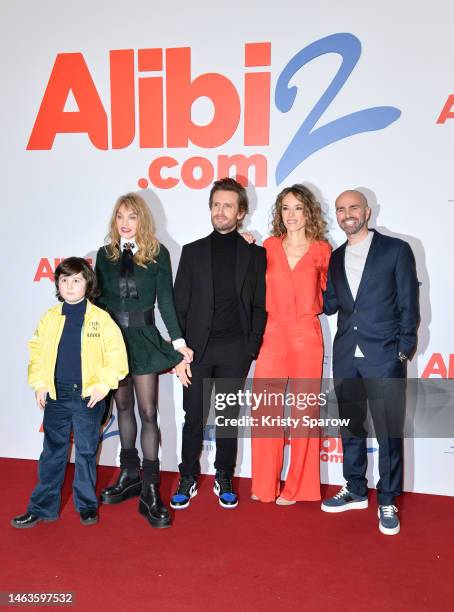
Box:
[95,244,183,375]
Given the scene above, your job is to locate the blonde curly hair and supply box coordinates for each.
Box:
[105,193,160,267]
[271,184,327,240]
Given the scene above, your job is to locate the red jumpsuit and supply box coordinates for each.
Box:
[251,236,332,502]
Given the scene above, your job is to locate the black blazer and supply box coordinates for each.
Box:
[324,229,420,367]
[174,232,267,362]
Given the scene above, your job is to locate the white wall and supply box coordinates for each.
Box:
[1,0,453,495]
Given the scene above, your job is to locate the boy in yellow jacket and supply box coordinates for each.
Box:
[11,257,128,528]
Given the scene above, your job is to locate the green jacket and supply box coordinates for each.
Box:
[95,244,183,374]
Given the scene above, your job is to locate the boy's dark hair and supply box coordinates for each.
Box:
[208,177,249,228]
[54,257,99,302]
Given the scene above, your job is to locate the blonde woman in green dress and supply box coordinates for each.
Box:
[95,193,192,528]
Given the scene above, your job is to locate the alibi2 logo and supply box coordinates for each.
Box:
[27,33,401,189]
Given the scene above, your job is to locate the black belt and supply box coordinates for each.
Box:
[110,308,155,328]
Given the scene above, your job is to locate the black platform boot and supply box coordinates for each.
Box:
[139,460,171,528]
[101,448,142,505]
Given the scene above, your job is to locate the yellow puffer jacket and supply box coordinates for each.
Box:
[28,301,129,399]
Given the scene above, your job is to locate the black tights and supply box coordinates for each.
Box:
[114,373,160,461]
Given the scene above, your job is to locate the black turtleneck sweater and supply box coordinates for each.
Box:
[55,299,87,383]
[209,230,242,344]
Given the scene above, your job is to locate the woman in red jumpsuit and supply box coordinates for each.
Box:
[251,184,331,504]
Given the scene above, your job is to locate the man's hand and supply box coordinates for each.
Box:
[35,389,49,409]
[177,345,194,363]
[87,387,108,408]
[175,361,192,388]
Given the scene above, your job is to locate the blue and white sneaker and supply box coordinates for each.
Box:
[170,476,197,510]
[321,485,368,513]
[378,505,400,535]
[213,472,238,509]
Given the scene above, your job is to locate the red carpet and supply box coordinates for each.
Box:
[1,458,453,611]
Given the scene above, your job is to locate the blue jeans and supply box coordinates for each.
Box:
[28,381,105,518]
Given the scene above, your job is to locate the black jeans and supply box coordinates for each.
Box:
[334,357,406,505]
[179,337,252,478]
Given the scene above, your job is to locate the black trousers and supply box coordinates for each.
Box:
[179,337,252,478]
[334,356,406,505]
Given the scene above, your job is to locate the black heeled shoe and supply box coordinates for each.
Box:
[101,468,142,504]
[139,483,171,528]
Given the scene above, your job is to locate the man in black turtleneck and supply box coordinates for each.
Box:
[210,229,243,343]
[171,177,267,510]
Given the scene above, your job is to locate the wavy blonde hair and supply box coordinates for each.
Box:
[105,193,160,267]
[271,184,327,241]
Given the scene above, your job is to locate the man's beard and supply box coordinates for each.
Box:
[341,217,367,236]
[212,217,237,232]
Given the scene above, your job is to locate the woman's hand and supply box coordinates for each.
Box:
[87,387,108,408]
[35,389,49,409]
[177,345,194,363]
[240,232,256,244]
[175,360,192,388]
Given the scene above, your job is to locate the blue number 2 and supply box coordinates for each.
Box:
[275,33,401,184]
